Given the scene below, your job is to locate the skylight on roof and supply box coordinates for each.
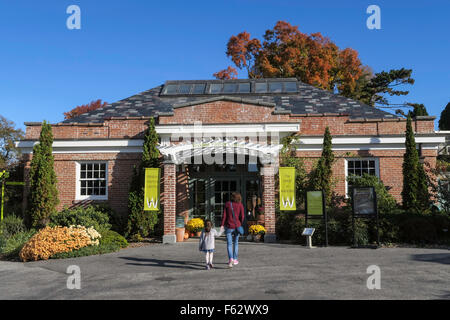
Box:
[284,81,297,92]
[269,82,283,92]
[192,83,206,94]
[163,84,177,94]
[223,83,237,93]
[209,83,222,94]
[255,82,267,93]
[238,83,250,93]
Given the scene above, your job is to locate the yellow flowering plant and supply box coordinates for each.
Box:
[186,218,204,233]
[19,225,101,262]
[248,224,266,235]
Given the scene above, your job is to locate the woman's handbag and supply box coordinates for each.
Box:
[230,202,244,235]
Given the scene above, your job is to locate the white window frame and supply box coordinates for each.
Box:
[75,161,108,201]
[344,158,380,197]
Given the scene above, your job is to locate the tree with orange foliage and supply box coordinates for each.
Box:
[213,66,238,80]
[214,21,364,98]
[64,99,108,120]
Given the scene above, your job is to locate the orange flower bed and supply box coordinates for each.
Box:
[19,226,100,262]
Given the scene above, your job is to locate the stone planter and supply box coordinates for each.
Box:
[253,234,263,242]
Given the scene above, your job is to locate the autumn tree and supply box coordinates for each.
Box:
[213,66,238,80]
[64,99,108,120]
[0,115,24,170]
[215,21,418,114]
[27,121,59,227]
[215,21,364,97]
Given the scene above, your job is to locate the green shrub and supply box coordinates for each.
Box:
[100,230,128,248]
[347,173,397,214]
[276,211,297,241]
[0,230,36,257]
[102,206,128,236]
[50,242,120,259]
[49,205,111,231]
[0,215,25,237]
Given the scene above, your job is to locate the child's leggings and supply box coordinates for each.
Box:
[205,252,214,265]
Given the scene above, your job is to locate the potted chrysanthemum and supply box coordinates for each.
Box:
[248,224,266,242]
[186,218,204,237]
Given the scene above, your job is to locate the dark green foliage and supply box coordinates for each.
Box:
[49,205,111,232]
[126,118,160,239]
[0,214,25,237]
[275,210,296,240]
[309,127,334,205]
[100,230,128,248]
[50,242,120,259]
[438,102,450,130]
[402,116,430,212]
[0,229,36,258]
[357,68,414,107]
[347,173,397,214]
[27,121,59,227]
[407,103,429,117]
[277,210,450,246]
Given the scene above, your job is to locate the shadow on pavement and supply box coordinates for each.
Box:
[410,253,450,265]
[119,256,229,270]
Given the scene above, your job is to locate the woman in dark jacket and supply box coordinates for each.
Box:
[221,192,245,268]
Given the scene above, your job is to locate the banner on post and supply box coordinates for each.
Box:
[144,168,161,211]
[279,167,296,211]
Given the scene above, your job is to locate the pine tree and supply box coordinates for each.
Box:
[126,118,160,238]
[309,127,335,205]
[27,121,59,227]
[402,115,430,212]
[439,102,450,130]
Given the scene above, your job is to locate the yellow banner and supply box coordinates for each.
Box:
[144,168,161,211]
[279,167,296,211]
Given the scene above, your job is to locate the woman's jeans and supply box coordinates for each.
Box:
[225,228,239,260]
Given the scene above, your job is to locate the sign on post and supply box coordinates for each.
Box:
[279,167,296,211]
[306,191,324,216]
[305,190,328,247]
[353,187,376,215]
[144,168,161,211]
[351,186,380,247]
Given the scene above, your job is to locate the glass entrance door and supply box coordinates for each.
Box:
[189,177,241,229]
[211,178,240,228]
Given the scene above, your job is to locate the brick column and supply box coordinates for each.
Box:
[163,161,176,244]
[262,164,276,243]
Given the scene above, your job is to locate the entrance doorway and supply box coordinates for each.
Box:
[188,162,261,231]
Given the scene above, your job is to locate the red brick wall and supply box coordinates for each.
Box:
[159,101,290,124]
[22,153,141,215]
[163,163,176,236]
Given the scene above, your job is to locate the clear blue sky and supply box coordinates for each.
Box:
[1,0,449,131]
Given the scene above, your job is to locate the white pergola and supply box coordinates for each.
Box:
[157,137,282,165]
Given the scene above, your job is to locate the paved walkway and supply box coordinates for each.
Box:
[0,239,449,299]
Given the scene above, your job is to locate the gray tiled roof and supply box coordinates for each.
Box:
[62,78,400,123]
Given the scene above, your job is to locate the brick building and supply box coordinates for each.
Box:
[16,78,446,243]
